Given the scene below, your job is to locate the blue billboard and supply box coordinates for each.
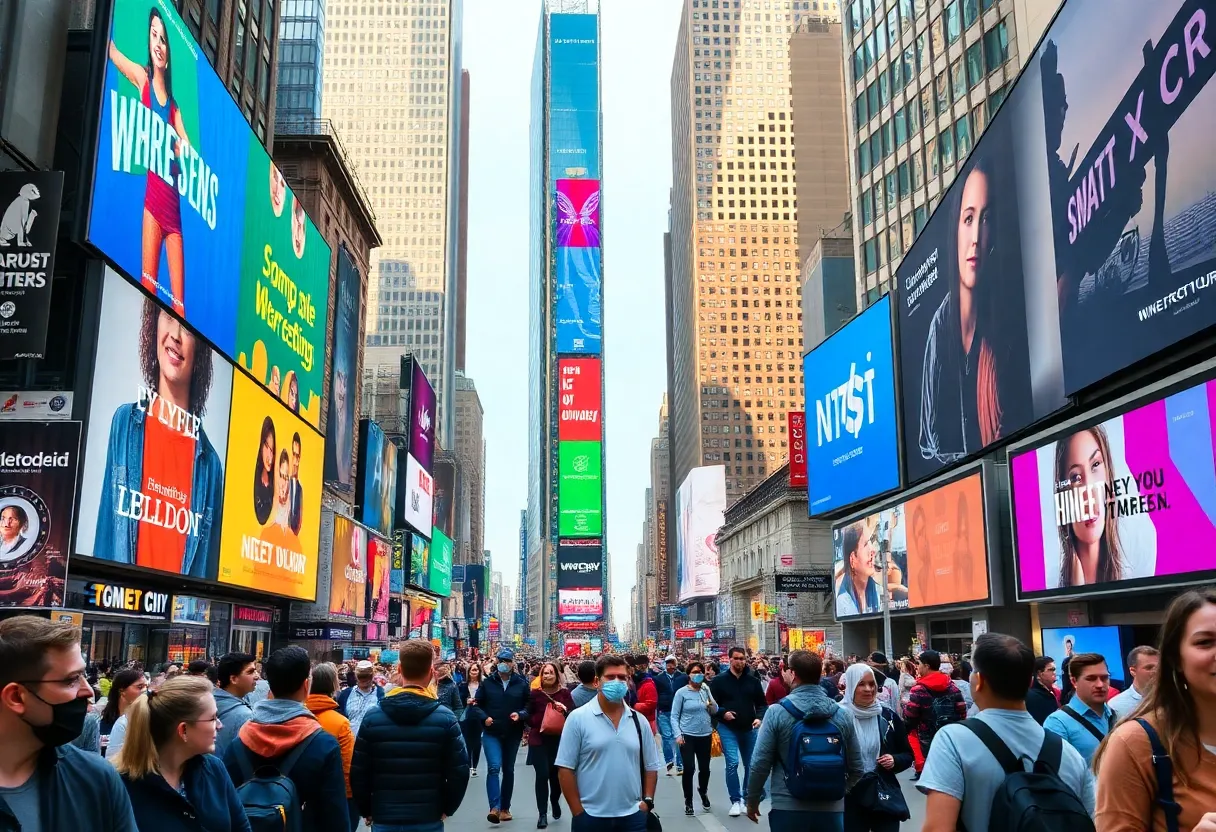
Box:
[805,294,900,516]
[556,246,601,354]
[549,14,599,180]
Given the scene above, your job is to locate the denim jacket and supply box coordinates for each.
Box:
[94,403,223,579]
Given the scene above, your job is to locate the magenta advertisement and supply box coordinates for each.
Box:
[407,358,436,472]
[1011,374,1216,599]
[556,179,601,249]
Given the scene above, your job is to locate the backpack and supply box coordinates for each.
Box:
[930,689,962,733]
[778,699,847,802]
[961,719,1094,832]
[232,732,319,832]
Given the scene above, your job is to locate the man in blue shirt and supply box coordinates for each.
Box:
[1043,652,1115,765]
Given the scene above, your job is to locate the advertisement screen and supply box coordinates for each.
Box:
[1042,626,1128,682]
[558,358,601,441]
[556,179,601,248]
[806,294,900,514]
[675,465,726,603]
[78,268,232,580]
[399,451,434,536]
[0,170,63,361]
[1011,374,1216,600]
[88,0,331,427]
[327,514,366,617]
[217,372,323,600]
[559,441,602,537]
[356,420,396,538]
[832,469,990,620]
[549,14,599,180]
[324,246,361,489]
[558,540,603,591]
[406,358,436,472]
[428,526,453,597]
[558,588,603,619]
[432,459,456,538]
[0,421,80,607]
[556,246,602,355]
[462,563,486,622]
[368,533,390,622]
[409,530,430,589]
[390,530,405,594]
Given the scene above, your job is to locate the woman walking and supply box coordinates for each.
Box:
[527,662,573,828]
[102,668,149,759]
[458,662,484,777]
[672,660,719,817]
[841,663,913,832]
[306,663,356,832]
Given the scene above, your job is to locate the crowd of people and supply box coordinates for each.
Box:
[2,587,1216,831]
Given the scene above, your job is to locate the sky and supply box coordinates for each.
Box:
[462,0,684,633]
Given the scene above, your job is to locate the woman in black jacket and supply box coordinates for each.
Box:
[112,675,250,832]
[457,663,485,776]
[841,664,913,832]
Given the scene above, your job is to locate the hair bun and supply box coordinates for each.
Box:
[146,689,156,699]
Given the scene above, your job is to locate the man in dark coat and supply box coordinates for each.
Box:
[1025,655,1061,725]
[469,648,530,823]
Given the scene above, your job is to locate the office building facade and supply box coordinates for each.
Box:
[276,0,325,124]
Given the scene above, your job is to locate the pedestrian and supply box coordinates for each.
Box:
[436,661,463,720]
[1107,646,1159,721]
[554,655,659,832]
[113,675,250,832]
[470,647,530,823]
[951,662,977,717]
[213,652,258,759]
[628,656,658,733]
[864,653,901,711]
[246,662,271,708]
[840,664,912,832]
[709,645,769,817]
[896,658,916,715]
[222,646,351,832]
[902,649,966,777]
[820,659,843,701]
[652,655,687,777]
[745,650,864,831]
[306,663,357,832]
[100,668,149,760]
[457,663,484,777]
[671,660,718,816]
[917,633,1093,832]
[186,660,212,678]
[1094,589,1216,831]
[1026,655,1060,725]
[1043,652,1116,766]
[350,639,470,832]
[764,661,789,705]
[0,615,139,832]
[570,660,600,709]
[527,661,574,828]
[336,660,385,739]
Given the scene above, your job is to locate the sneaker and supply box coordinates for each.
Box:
[488,809,501,824]
[537,814,547,829]
[501,811,514,822]
[666,763,675,777]
[551,800,562,820]
[685,802,694,817]
[675,767,684,776]
[729,801,743,817]
[700,791,711,810]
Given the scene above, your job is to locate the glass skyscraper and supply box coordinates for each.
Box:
[276,0,325,125]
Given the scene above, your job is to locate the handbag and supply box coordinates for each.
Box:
[852,769,910,820]
[630,712,662,832]
[710,730,723,758]
[540,693,566,736]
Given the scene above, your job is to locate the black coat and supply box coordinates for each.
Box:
[653,671,689,713]
[122,754,250,832]
[0,745,138,832]
[1025,680,1060,725]
[468,674,531,736]
[878,707,915,774]
[350,690,470,824]
[709,669,768,733]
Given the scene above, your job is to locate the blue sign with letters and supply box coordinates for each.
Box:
[804,293,900,516]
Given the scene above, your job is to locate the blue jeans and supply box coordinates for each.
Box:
[717,726,761,804]
[373,824,444,832]
[570,810,647,832]
[483,732,523,811]
[656,712,677,767]
[769,810,842,832]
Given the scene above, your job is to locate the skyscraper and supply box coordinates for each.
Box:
[276,0,326,125]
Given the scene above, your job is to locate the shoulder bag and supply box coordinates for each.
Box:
[540,691,567,736]
[630,711,662,832]
[1137,719,1182,832]
[851,710,910,820]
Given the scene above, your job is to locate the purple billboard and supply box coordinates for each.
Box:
[556,179,601,248]
[405,357,436,471]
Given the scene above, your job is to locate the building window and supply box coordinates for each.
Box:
[940,124,956,169]
[886,5,900,45]
[894,107,908,146]
[879,71,890,107]
[897,161,910,197]
[927,135,939,178]
[966,41,984,89]
[935,71,949,115]
[963,0,979,28]
[864,238,878,273]
[914,204,929,235]
[951,57,967,103]
[987,83,1009,117]
[930,15,944,59]
[984,20,1010,70]
[911,149,924,188]
[903,44,917,81]
[955,114,972,158]
[945,0,962,44]
[861,189,874,225]
[855,92,868,128]
[888,227,901,263]
[873,177,884,219]
[885,171,898,211]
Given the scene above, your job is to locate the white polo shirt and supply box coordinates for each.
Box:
[555,696,662,818]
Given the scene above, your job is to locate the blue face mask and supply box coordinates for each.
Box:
[600,680,628,703]
[691,673,705,684]
[497,663,512,675]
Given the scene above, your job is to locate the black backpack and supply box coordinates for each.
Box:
[930,689,962,733]
[232,733,318,832]
[961,719,1094,832]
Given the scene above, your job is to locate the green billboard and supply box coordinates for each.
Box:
[559,441,602,537]
[428,526,453,597]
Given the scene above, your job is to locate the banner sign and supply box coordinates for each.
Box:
[233,605,273,625]
[656,501,669,603]
[0,170,63,360]
[81,580,170,618]
[290,624,355,641]
[676,465,726,602]
[558,358,601,441]
[556,247,602,355]
[357,420,397,538]
[0,391,72,421]
[428,526,453,597]
[368,534,390,622]
[327,513,366,618]
[402,356,436,471]
[775,573,832,594]
[399,451,434,537]
[788,411,808,488]
[559,441,602,536]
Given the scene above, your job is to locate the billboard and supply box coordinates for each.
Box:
[675,465,726,603]
[788,412,807,488]
[558,588,603,619]
[390,530,405,594]
[428,526,453,597]
[556,246,602,354]
[324,245,361,489]
[549,14,599,180]
[1042,626,1128,682]
[558,440,602,537]
[558,540,603,589]
[832,469,990,620]
[556,180,601,248]
[405,357,436,472]
[399,451,434,537]
[0,170,63,360]
[78,268,232,580]
[656,501,669,604]
[432,458,457,539]
[462,563,486,622]
[217,372,323,600]
[327,514,366,618]
[356,420,396,538]
[558,358,601,441]
[806,294,900,514]
[1011,373,1216,600]
[0,421,80,607]
[88,0,331,428]
[368,534,390,622]
[408,530,430,589]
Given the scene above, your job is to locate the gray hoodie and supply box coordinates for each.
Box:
[214,687,254,758]
[746,682,864,812]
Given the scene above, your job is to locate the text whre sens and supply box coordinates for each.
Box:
[257,245,317,372]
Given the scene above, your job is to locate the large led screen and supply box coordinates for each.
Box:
[356,420,396,538]
[1041,626,1128,682]
[88,0,331,427]
[428,526,453,597]
[675,465,725,603]
[556,247,601,355]
[558,358,601,442]
[324,245,361,490]
[549,14,599,180]
[1011,374,1216,600]
[833,469,990,620]
[368,533,390,622]
[399,451,434,537]
[558,441,602,537]
[78,268,232,581]
[327,514,366,618]
[558,540,603,620]
[432,458,457,538]
[217,372,323,600]
[405,357,436,471]
[805,294,900,515]
[556,180,601,248]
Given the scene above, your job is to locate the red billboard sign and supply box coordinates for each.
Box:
[558,359,602,441]
[788,411,807,487]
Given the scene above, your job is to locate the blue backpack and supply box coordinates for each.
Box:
[232,733,318,832]
[778,699,847,802]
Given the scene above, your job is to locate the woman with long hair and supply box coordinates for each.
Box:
[672,660,719,817]
[1055,425,1127,588]
[253,416,276,525]
[841,664,912,832]
[102,668,149,759]
[1095,589,1216,830]
[458,662,484,777]
[306,663,357,832]
[837,521,881,617]
[113,676,250,832]
[526,661,574,828]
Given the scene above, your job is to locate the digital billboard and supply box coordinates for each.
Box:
[462,563,486,623]
[217,372,323,600]
[324,245,361,490]
[404,357,436,472]
[675,465,726,603]
[87,0,331,427]
[428,526,453,597]
[432,458,456,538]
[556,180,600,248]
[368,533,390,622]
[549,14,599,180]
[558,441,602,537]
[556,247,602,355]
[832,468,990,620]
[327,514,366,618]
[356,420,396,538]
[1011,373,1216,600]
[558,540,603,590]
[558,589,603,619]
[399,451,434,537]
[408,530,430,589]
[78,268,232,580]
[558,358,601,441]
[806,294,900,515]
[1041,626,1128,682]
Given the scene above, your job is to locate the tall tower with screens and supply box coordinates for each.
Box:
[527,1,605,648]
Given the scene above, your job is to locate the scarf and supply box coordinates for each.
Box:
[841,664,884,772]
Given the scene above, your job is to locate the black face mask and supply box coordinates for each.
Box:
[21,688,89,748]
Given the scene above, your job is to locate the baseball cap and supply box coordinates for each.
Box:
[665,655,678,664]
[496,647,515,661]
[355,660,374,672]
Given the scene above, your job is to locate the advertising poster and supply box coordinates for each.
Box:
[88,0,331,427]
[788,411,807,488]
[405,357,436,471]
[806,295,900,513]
[0,392,73,421]
[327,514,366,618]
[556,247,602,355]
[77,268,232,580]
[390,530,405,594]
[462,563,485,623]
[558,358,601,441]
[1041,626,1127,681]
[556,179,601,248]
[432,459,456,538]
[558,589,603,619]
[656,501,668,603]
[548,14,600,180]
[0,170,63,360]
[324,245,361,489]
[368,534,390,622]
[409,530,430,589]
[399,451,434,537]
[217,372,322,600]
[558,540,602,620]
[558,440,602,537]
[1011,374,1216,599]
[0,421,80,607]
[832,469,989,620]
[356,420,396,538]
[428,526,453,597]
[675,465,726,603]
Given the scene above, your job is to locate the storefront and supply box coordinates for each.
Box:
[231,605,276,659]
[67,578,172,667]
[149,596,230,666]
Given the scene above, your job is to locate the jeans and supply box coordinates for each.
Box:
[570,810,647,832]
[373,824,444,832]
[769,810,843,832]
[531,738,563,814]
[656,712,677,768]
[678,734,712,802]
[717,725,761,804]
[461,719,483,769]
[483,731,523,811]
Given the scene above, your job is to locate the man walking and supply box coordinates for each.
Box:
[351,640,470,831]
[470,648,530,823]
[214,651,258,757]
[709,646,768,816]
[555,655,660,832]
[571,660,599,709]
[338,659,385,738]
[903,649,966,777]
[1108,646,1158,720]
[1043,652,1116,765]
[652,656,687,776]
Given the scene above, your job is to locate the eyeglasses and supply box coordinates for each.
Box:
[15,673,89,692]
[188,716,220,724]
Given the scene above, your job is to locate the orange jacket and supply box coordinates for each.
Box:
[306,693,355,797]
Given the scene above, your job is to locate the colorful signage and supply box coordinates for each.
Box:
[675,465,726,603]
[368,534,391,622]
[324,245,361,490]
[428,526,453,597]
[171,596,211,625]
[558,441,602,536]
[390,530,406,594]
[82,581,170,617]
[356,420,397,538]
[556,179,601,248]
[1041,626,1128,682]
[0,391,73,421]
[432,458,456,538]
[556,246,602,355]
[233,605,273,625]
[656,501,668,604]
[0,170,63,360]
[461,563,485,623]
[290,623,355,641]
[558,358,602,441]
[558,588,603,619]
[327,514,366,618]
[405,357,436,472]
[409,530,430,590]
[548,14,600,180]
[399,451,434,537]
[788,411,808,488]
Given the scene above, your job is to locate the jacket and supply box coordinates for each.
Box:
[902,671,967,771]
[746,683,864,812]
[93,403,223,579]
[336,683,385,716]
[709,668,768,734]
[653,671,689,713]
[764,675,789,705]
[1026,678,1060,725]
[349,687,470,825]
[0,744,138,832]
[213,688,253,759]
[437,677,463,721]
[632,673,658,731]
[455,681,481,721]
[527,686,576,746]
[222,698,350,832]
[469,673,531,736]
[876,706,915,774]
[305,694,355,798]
[122,753,250,832]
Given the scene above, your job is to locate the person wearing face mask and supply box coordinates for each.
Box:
[629,656,658,734]
[468,648,531,823]
[671,661,719,816]
[435,662,463,723]
[0,615,139,832]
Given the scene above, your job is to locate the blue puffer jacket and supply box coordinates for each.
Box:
[468,673,530,736]
[653,671,689,713]
[122,753,250,832]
